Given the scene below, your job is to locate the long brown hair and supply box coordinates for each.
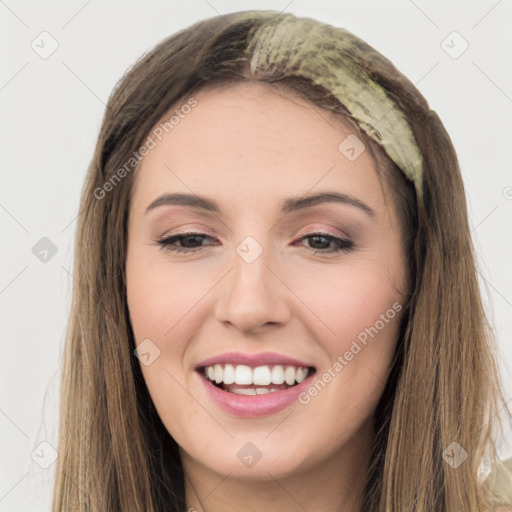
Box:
[52,10,511,511]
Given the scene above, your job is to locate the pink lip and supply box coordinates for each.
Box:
[195,351,314,369]
[197,370,316,418]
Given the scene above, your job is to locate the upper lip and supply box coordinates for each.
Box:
[195,351,315,369]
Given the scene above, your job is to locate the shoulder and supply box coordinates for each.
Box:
[484,457,512,510]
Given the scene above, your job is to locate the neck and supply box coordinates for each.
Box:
[182,419,374,512]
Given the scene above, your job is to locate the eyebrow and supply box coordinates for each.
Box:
[145,191,376,217]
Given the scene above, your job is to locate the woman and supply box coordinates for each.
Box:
[52,10,512,511]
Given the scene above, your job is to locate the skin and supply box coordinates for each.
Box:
[126,81,409,512]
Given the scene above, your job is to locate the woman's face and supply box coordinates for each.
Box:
[126,81,408,484]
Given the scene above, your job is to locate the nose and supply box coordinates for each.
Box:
[214,242,292,334]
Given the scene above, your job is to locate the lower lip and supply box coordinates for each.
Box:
[198,371,315,418]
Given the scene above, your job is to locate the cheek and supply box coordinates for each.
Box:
[126,253,203,343]
[291,259,404,343]
[126,255,202,433]
[291,261,403,404]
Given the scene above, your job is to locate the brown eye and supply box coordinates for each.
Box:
[156,232,214,254]
[293,232,355,254]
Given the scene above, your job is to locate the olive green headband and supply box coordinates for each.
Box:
[240,11,424,199]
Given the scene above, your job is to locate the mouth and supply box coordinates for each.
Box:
[199,363,317,395]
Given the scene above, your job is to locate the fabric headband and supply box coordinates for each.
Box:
[240,12,424,199]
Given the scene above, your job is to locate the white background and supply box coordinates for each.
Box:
[1,1,511,510]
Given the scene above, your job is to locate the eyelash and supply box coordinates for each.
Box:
[155,231,355,255]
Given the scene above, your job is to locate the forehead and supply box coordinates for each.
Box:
[130,81,382,215]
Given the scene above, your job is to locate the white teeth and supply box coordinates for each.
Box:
[214,364,223,384]
[296,367,309,383]
[234,365,253,385]
[253,366,272,386]
[231,387,276,396]
[223,364,235,385]
[271,365,285,385]
[232,388,257,395]
[284,366,296,386]
[202,363,311,387]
